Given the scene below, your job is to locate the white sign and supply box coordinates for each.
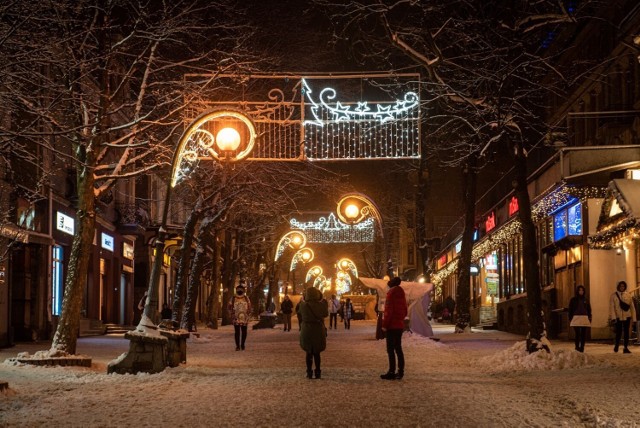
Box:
[56,212,74,235]
[123,242,134,260]
[101,233,114,252]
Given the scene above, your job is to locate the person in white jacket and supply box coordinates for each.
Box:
[609,281,637,353]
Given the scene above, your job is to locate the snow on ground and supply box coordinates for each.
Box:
[1,321,640,427]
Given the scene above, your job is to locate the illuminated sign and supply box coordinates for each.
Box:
[56,212,75,235]
[123,242,134,260]
[455,240,462,254]
[101,233,114,252]
[470,264,480,276]
[554,202,582,242]
[509,196,519,216]
[485,212,496,233]
[437,254,448,269]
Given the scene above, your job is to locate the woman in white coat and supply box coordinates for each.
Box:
[609,281,637,353]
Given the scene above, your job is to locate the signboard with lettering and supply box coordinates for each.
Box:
[101,233,114,252]
[485,212,496,233]
[56,212,75,235]
[509,196,519,216]
[123,242,134,260]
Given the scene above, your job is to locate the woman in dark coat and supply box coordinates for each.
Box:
[299,287,328,379]
[568,285,592,353]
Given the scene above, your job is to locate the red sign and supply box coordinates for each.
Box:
[438,254,448,268]
[509,196,519,216]
[485,211,496,233]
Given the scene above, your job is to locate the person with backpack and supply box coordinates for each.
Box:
[609,280,636,353]
[228,282,252,351]
[341,298,354,330]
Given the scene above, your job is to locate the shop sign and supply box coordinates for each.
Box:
[56,212,75,235]
[437,254,448,269]
[470,264,479,276]
[509,196,519,216]
[123,242,134,260]
[485,212,496,233]
[101,233,114,251]
[455,240,462,254]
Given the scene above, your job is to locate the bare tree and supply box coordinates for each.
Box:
[0,0,258,355]
[314,0,605,351]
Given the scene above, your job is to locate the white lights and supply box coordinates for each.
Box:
[344,204,360,220]
[289,213,375,243]
[274,231,307,262]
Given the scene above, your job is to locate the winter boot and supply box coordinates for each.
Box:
[623,348,632,354]
[314,369,321,379]
[380,372,396,380]
[395,371,404,380]
[306,370,313,379]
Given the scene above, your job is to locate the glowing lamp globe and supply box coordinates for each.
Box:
[344,204,360,220]
[301,250,312,262]
[216,127,241,152]
[290,234,303,249]
[340,260,349,269]
[313,267,321,276]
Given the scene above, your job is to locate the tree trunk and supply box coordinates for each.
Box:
[415,158,430,277]
[513,142,549,353]
[50,153,96,355]
[455,156,477,332]
[221,229,234,326]
[172,207,202,324]
[205,229,220,329]
[181,222,213,331]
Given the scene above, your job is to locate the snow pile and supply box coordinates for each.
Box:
[477,341,609,373]
[403,332,444,348]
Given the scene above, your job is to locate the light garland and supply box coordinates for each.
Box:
[432,182,607,284]
[301,79,420,160]
[274,231,307,262]
[337,258,358,278]
[290,213,375,243]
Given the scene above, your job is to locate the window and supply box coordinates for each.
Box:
[553,201,582,241]
[52,245,64,316]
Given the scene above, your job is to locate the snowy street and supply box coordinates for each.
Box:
[2,321,640,427]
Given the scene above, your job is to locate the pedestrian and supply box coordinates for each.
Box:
[380,276,407,380]
[568,285,591,352]
[281,294,294,332]
[299,287,328,379]
[341,297,354,330]
[328,294,340,329]
[161,303,172,320]
[609,280,637,353]
[295,294,304,331]
[228,282,252,351]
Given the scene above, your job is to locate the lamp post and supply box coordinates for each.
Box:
[142,109,256,328]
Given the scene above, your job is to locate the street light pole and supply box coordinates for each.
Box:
[139,109,256,329]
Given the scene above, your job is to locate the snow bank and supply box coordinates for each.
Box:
[477,341,610,373]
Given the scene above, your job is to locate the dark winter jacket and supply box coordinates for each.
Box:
[299,287,328,353]
[281,298,294,314]
[383,285,407,331]
[568,296,592,322]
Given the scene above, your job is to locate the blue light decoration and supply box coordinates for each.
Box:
[289,213,375,243]
[301,79,420,160]
[553,201,582,242]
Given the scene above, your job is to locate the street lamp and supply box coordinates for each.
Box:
[143,109,256,327]
[274,231,307,262]
[290,248,315,271]
[336,192,383,237]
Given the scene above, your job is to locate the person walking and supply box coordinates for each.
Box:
[328,294,340,330]
[299,287,328,379]
[609,280,637,353]
[281,294,294,332]
[228,283,252,351]
[381,276,407,380]
[568,285,591,352]
[341,297,354,330]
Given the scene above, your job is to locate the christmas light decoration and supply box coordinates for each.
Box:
[171,110,257,187]
[290,248,315,271]
[431,182,607,286]
[305,266,323,283]
[290,213,375,243]
[337,258,358,278]
[301,79,420,160]
[274,231,307,262]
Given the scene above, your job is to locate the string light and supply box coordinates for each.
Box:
[290,213,375,243]
[432,182,608,286]
[301,79,420,160]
